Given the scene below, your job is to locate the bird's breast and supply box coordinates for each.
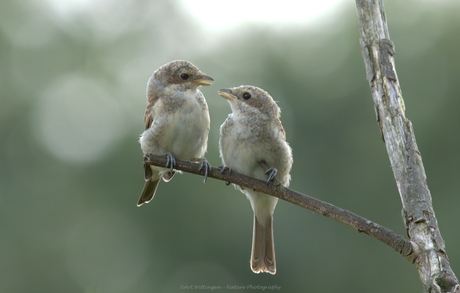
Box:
[141,92,209,160]
[219,117,291,185]
[163,95,209,158]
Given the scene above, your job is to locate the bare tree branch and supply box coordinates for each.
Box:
[355,0,459,292]
[144,154,412,257]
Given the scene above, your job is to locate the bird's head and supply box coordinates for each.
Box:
[218,85,280,118]
[153,60,214,91]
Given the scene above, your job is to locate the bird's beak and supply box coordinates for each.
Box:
[218,88,237,101]
[192,74,214,86]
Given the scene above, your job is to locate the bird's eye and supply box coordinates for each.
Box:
[180,73,189,80]
[243,93,251,100]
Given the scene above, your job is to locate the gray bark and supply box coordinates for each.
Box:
[355,0,459,292]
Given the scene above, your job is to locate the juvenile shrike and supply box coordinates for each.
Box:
[218,85,293,274]
[138,60,213,206]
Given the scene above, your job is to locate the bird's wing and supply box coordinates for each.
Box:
[144,91,160,130]
[277,119,286,141]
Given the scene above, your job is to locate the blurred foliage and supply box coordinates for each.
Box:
[1,0,459,292]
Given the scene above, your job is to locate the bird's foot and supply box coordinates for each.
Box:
[265,167,278,185]
[143,153,152,162]
[219,166,232,185]
[198,158,212,183]
[165,152,176,173]
[219,166,232,176]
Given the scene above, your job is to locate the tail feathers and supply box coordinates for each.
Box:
[144,162,152,180]
[251,215,276,275]
[137,178,160,207]
[162,171,176,182]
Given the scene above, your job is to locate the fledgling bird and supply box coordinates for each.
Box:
[218,85,293,275]
[137,60,213,207]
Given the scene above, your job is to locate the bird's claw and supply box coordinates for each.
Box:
[219,166,232,177]
[219,166,232,185]
[143,153,152,162]
[265,167,278,185]
[198,158,212,183]
[165,153,176,173]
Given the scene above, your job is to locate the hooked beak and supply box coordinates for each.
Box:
[218,88,237,101]
[192,74,214,86]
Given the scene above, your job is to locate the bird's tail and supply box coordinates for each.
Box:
[137,178,160,207]
[137,163,161,207]
[251,214,276,274]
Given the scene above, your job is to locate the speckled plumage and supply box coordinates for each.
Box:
[218,85,293,275]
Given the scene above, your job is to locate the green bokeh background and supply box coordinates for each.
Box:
[1,1,459,292]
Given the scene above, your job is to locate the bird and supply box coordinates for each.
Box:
[137,60,213,207]
[218,85,293,274]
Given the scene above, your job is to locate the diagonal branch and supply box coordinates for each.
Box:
[355,0,459,292]
[144,154,412,259]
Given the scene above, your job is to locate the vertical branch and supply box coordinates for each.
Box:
[355,0,459,292]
